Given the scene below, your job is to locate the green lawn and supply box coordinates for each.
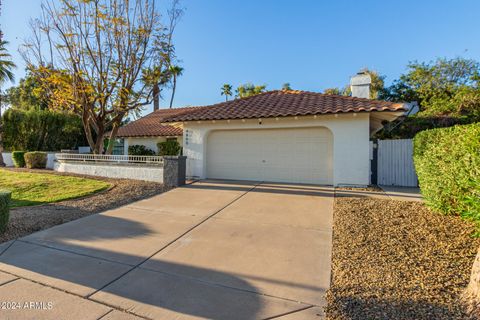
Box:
[0,169,111,207]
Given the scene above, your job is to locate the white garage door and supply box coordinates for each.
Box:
[207,127,333,184]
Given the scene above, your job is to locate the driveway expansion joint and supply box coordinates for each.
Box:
[263,305,315,319]
[137,264,317,307]
[0,272,150,320]
[15,239,136,267]
[0,180,332,319]
[0,276,19,287]
[86,181,261,299]
[0,240,16,256]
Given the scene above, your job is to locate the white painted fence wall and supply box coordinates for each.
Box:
[1,152,56,169]
[54,162,164,183]
[377,139,418,187]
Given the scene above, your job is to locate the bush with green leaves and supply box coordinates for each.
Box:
[24,152,48,169]
[2,108,87,151]
[12,151,26,168]
[128,145,156,156]
[0,191,11,233]
[157,140,182,156]
[413,123,480,231]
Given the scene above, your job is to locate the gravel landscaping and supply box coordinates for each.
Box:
[327,197,479,320]
[0,169,167,243]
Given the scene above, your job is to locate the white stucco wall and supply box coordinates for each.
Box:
[54,162,164,183]
[182,113,371,186]
[2,152,57,169]
[124,136,183,155]
[1,153,13,167]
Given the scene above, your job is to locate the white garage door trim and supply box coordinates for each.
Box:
[206,127,333,185]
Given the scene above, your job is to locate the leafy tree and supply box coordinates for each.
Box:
[323,87,343,95]
[21,0,182,154]
[168,65,184,108]
[2,108,87,151]
[3,69,50,111]
[0,40,16,167]
[377,58,480,138]
[282,83,292,90]
[364,69,386,99]
[221,84,233,101]
[382,58,480,117]
[236,83,267,98]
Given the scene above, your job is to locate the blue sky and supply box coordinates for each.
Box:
[2,0,480,114]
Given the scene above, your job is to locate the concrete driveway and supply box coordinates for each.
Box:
[0,180,333,320]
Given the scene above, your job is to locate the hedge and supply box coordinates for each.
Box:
[413,123,480,228]
[128,145,156,156]
[2,109,87,151]
[24,152,48,169]
[12,151,26,168]
[0,191,11,233]
[157,140,182,156]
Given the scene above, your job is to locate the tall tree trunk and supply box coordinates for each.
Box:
[106,122,121,155]
[93,134,104,155]
[169,76,176,109]
[153,83,160,111]
[82,113,96,154]
[464,246,480,318]
[0,114,4,167]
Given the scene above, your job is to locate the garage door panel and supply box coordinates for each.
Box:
[207,128,333,185]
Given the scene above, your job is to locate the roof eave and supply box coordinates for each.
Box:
[162,107,408,124]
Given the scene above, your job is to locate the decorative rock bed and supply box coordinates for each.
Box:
[327,197,478,320]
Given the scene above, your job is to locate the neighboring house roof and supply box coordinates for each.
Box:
[161,90,406,122]
[116,107,197,137]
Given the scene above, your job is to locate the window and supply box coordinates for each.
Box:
[112,139,125,155]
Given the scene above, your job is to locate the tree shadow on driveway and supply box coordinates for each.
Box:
[0,212,308,319]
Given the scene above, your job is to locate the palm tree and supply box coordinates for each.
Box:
[0,41,15,84]
[0,40,16,167]
[221,84,233,101]
[168,65,184,109]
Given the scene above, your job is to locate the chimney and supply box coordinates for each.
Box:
[350,71,371,99]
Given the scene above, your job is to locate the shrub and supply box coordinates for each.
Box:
[413,123,480,229]
[24,152,48,169]
[128,145,156,156]
[157,140,182,156]
[12,151,26,168]
[1,109,87,151]
[0,191,11,233]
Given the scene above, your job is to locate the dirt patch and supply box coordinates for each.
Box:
[327,197,478,320]
[1,169,168,243]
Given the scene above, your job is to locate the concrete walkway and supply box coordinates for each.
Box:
[0,180,333,320]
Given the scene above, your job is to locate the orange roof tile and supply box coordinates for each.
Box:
[162,90,406,122]
[116,107,197,137]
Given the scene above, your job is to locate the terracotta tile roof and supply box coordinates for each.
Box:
[162,90,406,122]
[116,107,197,137]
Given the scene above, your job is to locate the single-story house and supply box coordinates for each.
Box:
[118,74,408,186]
[115,107,198,154]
